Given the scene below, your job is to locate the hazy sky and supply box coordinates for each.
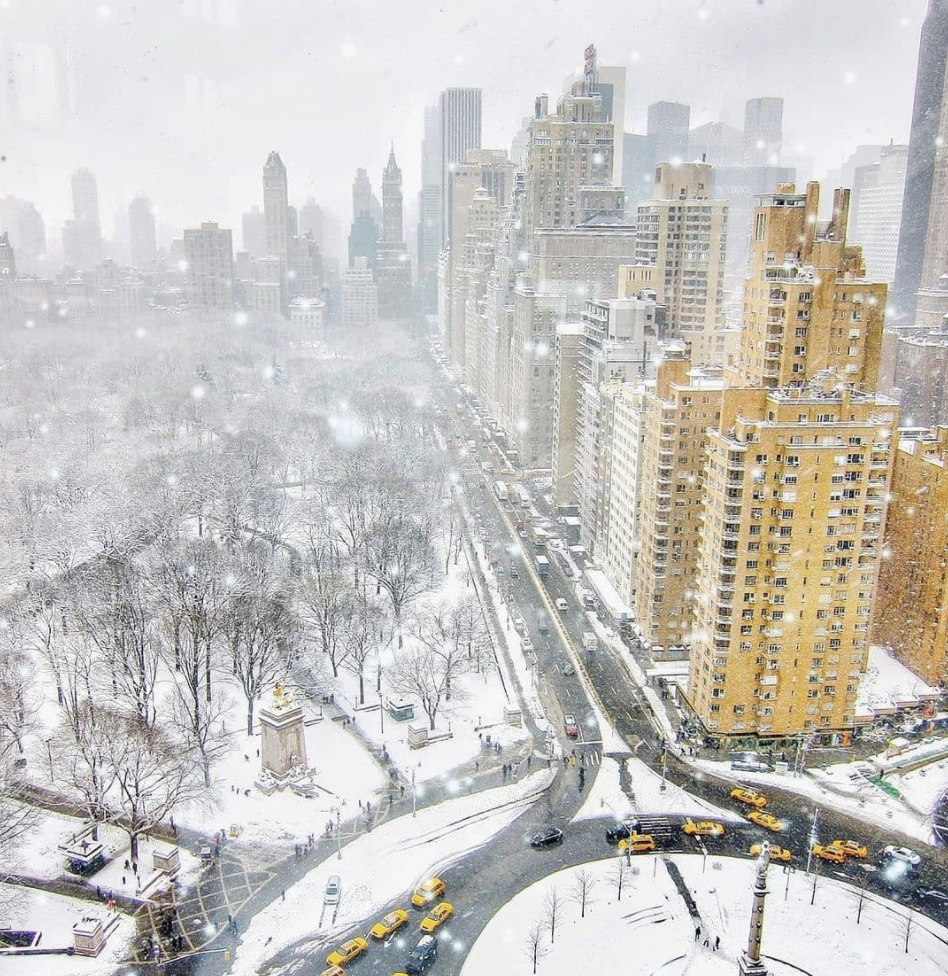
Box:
[0,0,930,250]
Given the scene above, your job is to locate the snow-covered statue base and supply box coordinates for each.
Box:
[259,683,308,780]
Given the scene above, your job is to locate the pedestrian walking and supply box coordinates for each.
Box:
[359,799,363,811]
[474,760,479,771]
[714,936,720,951]
[281,889,286,901]
[695,926,701,941]
[527,756,532,769]
[400,784,405,797]
[122,875,126,886]
[124,859,130,871]
[703,937,710,947]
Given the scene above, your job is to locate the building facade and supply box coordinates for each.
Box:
[128,196,157,269]
[184,222,234,310]
[341,256,378,328]
[376,146,413,319]
[850,144,908,283]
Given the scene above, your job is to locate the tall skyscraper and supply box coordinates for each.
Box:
[352,168,376,221]
[647,101,690,165]
[743,97,784,165]
[892,0,948,323]
[0,196,46,269]
[376,145,412,319]
[0,231,16,277]
[128,196,157,269]
[850,144,908,283]
[263,151,288,260]
[242,205,266,257]
[418,104,443,311]
[624,162,729,364]
[524,74,615,235]
[67,168,102,269]
[733,182,885,390]
[183,222,234,310]
[439,87,482,240]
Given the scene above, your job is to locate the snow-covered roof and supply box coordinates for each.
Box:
[856,645,941,720]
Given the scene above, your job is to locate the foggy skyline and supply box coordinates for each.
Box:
[0,0,929,246]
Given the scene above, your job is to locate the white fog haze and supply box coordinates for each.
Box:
[2,2,948,976]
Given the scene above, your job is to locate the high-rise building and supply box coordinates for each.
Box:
[242,205,266,257]
[263,151,288,261]
[67,168,102,269]
[341,256,378,328]
[418,104,443,311]
[689,121,744,168]
[893,327,948,425]
[563,50,626,184]
[733,182,885,390]
[850,144,908,283]
[183,222,234,310]
[623,162,728,363]
[128,196,157,269]
[742,97,784,166]
[874,426,948,686]
[647,101,690,166]
[0,231,16,277]
[633,356,723,653]
[552,323,586,506]
[352,168,376,222]
[687,377,897,741]
[524,74,615,236]
[376,145,413,319]
[287,234,322,300]
[0,196,46,270]
[622,132,658,212]
[892,0,948,324]
[439,87,482,239]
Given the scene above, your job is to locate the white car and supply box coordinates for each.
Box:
[883,845,921,867]
[325,874,342,904]
[555,598,568,612]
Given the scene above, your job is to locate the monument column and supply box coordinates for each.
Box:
[738,844,771,976]
[259,683,308,781]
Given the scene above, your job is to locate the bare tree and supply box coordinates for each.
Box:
[903,909,914,954]
[852,870,871,924]
[387,641,470,731]
[542,885,565,944]
[569,868,598,919]
[610,856,629,902]
[341,595,385,705]
[364,511,436,629]
[523,918,548,974]
[298,567,355,679]
[224,546,298,734]
[810,860,822,906]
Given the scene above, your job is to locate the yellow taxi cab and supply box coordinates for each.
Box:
[729,787,768,808]
[830,839,868,859]
[419,901,454,933]
[370,908,409,939]
[812,843,846,864]
[682,819,725,837]
[326,937,369,967]
[411,877,446,908]
[750,842,792,862]
[618,833,656,853]
[747,811,783,832]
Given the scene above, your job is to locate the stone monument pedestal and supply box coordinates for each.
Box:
[259,684,308,781]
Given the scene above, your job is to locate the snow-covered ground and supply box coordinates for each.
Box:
[894,758,948,817]
[228,768,555,976]
[460,853,948,976]
[176,708,388,850]
[0,886,137,976]
[572,757,743,825]
[694,758,934,843]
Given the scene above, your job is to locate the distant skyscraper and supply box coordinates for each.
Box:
[742,96,784,165]
[352,168,375,221]
[341,256,378,328]
[263,151,289,260]
[851,144,908,283]
[183,222,234,310]
[242,205,266,257]
[376,145,412,319]
[647,101,690,165]
[0,231,16,277]
[0,196,46,269]
[128,196,157,269]
[68,168,102,269]
[893,0,948,322]
[439,87,482,240]
[418,104,443,311]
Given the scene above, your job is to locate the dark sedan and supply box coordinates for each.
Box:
[531,827,564,849]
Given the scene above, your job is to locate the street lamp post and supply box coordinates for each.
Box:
[336,808,342,861]
[412,766,417,819]
[659,742,668,792]
[804,807,820,876]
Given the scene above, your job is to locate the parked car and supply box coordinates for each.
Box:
[683,819,725,837]
[747,811,783,832]
[324,875,341,905]
[404,935,438,975]
[326,937,369,967]
[411,877,446,908]
[750,843,792,862]
[420,902,454,933]
[812,843,846,864]
[730,787,768,808]
[562,663,575,676]
[618,833,656,853]
[564,714,579,738]
[917,887,948,903]
[371,908,409,939]
[555,597,569,611]
[531,827,564,849]
[884,845,922,867]
[831,839,868,859]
